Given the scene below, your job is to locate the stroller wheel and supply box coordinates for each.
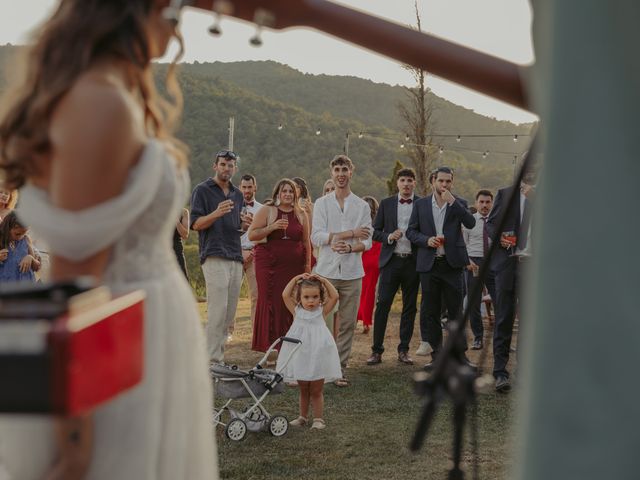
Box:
[268,415,289,437]
[225,418,247,441]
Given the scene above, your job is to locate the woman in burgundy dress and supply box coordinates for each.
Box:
[248,178,312,352]
[357,196,381,334]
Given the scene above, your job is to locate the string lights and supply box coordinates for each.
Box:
[263,118,531,159]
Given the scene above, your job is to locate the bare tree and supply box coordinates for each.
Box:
[398,0,437,195]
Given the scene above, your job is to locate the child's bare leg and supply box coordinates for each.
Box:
[309,379,325,419]
[298,381,311,418]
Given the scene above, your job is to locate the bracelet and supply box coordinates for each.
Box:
[351,229,355,239]
[347,244,353,253]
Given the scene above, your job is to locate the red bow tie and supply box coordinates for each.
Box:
[244,201,254,207]
[399,198,413,204]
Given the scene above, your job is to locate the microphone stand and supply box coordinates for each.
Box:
[410,137,540,479]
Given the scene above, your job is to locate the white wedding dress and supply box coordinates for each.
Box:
[0,140,218,479]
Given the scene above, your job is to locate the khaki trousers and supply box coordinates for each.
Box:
[327,278,363,370]
[202,257,243,363]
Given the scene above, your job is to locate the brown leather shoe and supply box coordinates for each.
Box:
[366,352,382,365]
[397,352,414,365]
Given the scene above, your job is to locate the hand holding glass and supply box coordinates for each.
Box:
[501,231,517,254]
[280,213,290,239]
[238,206,249,232]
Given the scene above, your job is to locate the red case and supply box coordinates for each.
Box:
[49,291,145,415]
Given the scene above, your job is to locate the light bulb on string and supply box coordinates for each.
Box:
[405,134,410,142]
[315,129,321,136]
[358,132,364,139]
[400,143,405,149]
[482,151,489,159]
[438,145,444,155]
[513,134,518,143]
[277,123,283,131]
[456,135,461,143]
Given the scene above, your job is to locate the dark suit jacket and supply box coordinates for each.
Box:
[372,195,421,269]
[486,186,533,273]
[486,186,518,274]
[406,194,475,272]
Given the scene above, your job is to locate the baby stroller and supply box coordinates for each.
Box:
[211,336,301,441]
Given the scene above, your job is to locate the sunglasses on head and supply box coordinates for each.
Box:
[216,150,237,160]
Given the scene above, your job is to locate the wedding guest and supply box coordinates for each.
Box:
[239,174,262,327]
[366,168,421,366]
[173,207,190,280]
[407,167,476,370]
[312,155,372,387]
[248,179,311,352]
[357,196,381,335]
[322,179,336,195]
[191,150,250,363]
[0,212,41,283]
[0,188,18,220]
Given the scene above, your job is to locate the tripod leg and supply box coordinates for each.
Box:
[448,403,466,480]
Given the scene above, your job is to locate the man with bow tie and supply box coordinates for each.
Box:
[406,166,476,370]
[366,168,421,366]
[239,174,262,328]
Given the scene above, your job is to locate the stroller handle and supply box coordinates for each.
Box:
[255,336,302,370]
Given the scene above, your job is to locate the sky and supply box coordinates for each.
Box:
[0,0,537,124]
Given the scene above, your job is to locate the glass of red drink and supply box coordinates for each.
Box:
[502,231,517,255]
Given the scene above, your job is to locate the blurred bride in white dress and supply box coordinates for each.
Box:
[0,1,217,478]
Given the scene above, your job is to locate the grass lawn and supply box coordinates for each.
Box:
[200,298,518,480]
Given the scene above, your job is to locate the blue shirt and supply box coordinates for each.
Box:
[190,178,244,264]
[0,238,36,283]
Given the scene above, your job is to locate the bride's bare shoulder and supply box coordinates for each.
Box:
[44,70,146,208]
[49,71,143,159]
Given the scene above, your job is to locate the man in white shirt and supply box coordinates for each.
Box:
[239,174,262,328]
[462,189,497,350]
[312,155,372,387]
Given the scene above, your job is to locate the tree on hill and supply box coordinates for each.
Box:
[387,160,405,196]
[398,1,437,195]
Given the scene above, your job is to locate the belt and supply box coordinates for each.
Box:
[393,252,412,258]
[435,255,447,260]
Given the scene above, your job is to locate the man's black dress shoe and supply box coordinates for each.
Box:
[366,352,382,365]
[495,375,511,393]
[397,352,414,365]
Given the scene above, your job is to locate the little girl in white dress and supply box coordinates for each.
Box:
[276,273,342,430]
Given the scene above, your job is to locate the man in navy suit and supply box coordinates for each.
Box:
[406,167,476,368]
[366,168,421,366]
[486,172,536,392]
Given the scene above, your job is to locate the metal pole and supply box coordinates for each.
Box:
[344,132,350,156]
[228,116,235,151]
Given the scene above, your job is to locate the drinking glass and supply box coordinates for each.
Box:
[281,212,290,239]
[238,206,248,233]
[502,230,517,256]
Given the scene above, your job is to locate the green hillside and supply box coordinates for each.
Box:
[0,44,534,201]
